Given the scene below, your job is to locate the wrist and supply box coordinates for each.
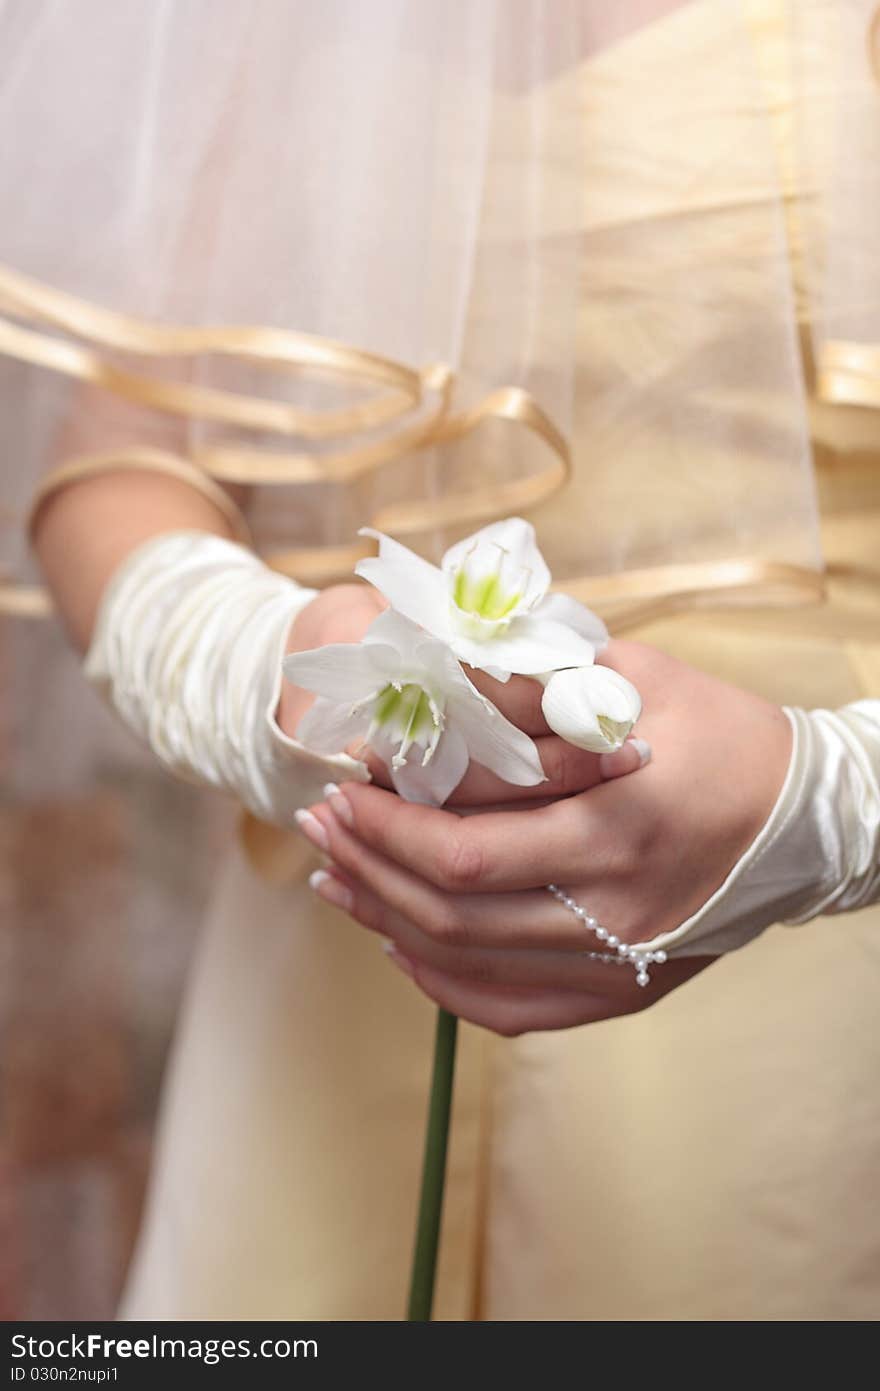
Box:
[635,699,880,959]
[277,582,387,740]
[84,532,370,826]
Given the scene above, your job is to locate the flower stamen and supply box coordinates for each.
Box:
[597,715,632,748]
[393,687,425,767]
[451,542,525,623]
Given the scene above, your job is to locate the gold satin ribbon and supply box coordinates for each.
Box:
[818,340,880,411]
[26,448,256,547]
[0,261,827,617]
[560,557,825,624]
[0,262,570,603]
[0,263,422,436]
[0,582,52,619]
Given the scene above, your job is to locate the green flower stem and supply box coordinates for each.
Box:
[406,1007,459,1321]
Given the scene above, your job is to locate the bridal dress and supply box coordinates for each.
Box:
[1,0,879,1318]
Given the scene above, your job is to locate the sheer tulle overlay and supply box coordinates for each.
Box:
[5,0,873,611]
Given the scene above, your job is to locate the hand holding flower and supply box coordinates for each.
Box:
[300,640,792,1035]
[281,519,644,807]
[285,607,546,806]
[282,518,776,1321]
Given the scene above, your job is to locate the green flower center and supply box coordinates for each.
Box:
[451,542,525,624]
[367,682,444,768]
[452,567,522,621]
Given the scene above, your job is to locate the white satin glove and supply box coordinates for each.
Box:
[642,700,880,958]
[83,531,369,825]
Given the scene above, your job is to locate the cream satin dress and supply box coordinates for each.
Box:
[121,1,880,1320]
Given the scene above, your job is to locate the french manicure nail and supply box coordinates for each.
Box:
[323,782,354,827]
[308,867,353,912]
[630,737,652,768]
[383,942,416,979]
[294,808,329,851]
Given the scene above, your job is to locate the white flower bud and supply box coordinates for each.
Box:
[541,665,642,753]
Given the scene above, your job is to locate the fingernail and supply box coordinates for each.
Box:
[294,808,329,851]
[308,867,353,912]
[629,737,652,768]
[383,942,416,979]
[323,782,354,827]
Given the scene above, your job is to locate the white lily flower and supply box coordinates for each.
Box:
[355,518,607,681]
[540,665,642,754]
[282,609,546,806]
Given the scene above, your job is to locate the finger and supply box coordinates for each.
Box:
[463,669,551,736]
[595,637,640,673]
[302,802,607,948]
[309,858,647,993]
[361,735,611,805]
[449,735,606,806]
[598,737,651,781]
[384,948,712,1035]
[303,804,585,948]
[361,732,650,804]
[383,953,632,1035]
[358,747,396,790]
[307,779,618,892]
[307,841,713,1026]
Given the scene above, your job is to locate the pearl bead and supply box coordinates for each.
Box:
[545,884,668,984]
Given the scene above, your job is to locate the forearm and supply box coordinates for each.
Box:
[34,472,370,825]
[32,469,248,651]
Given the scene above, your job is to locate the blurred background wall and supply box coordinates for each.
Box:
[1,610,234,1319]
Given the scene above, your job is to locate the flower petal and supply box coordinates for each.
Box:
[592,666,643,723]
[296,697,368,755]
[356,530,451,638]
[283,642,396,702]
[446,680,546,788]
[450,615,596,677]
[386,726,470,807]
[407,628,485,693]
[362,607,433,656]
[536,593,609,651]
[441,518,550,601]
[540,666,642,753]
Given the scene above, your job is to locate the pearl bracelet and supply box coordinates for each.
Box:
[546,884,667,987]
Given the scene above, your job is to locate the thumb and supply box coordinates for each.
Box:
[598,736,652,780]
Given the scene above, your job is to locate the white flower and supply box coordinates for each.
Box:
[354,518,607,681]
[282,609,546,806]
[540,665,642,754]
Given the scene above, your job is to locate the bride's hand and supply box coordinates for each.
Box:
[278,583,387,736]
[280,583,643,800]
[295,641,793,1034]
